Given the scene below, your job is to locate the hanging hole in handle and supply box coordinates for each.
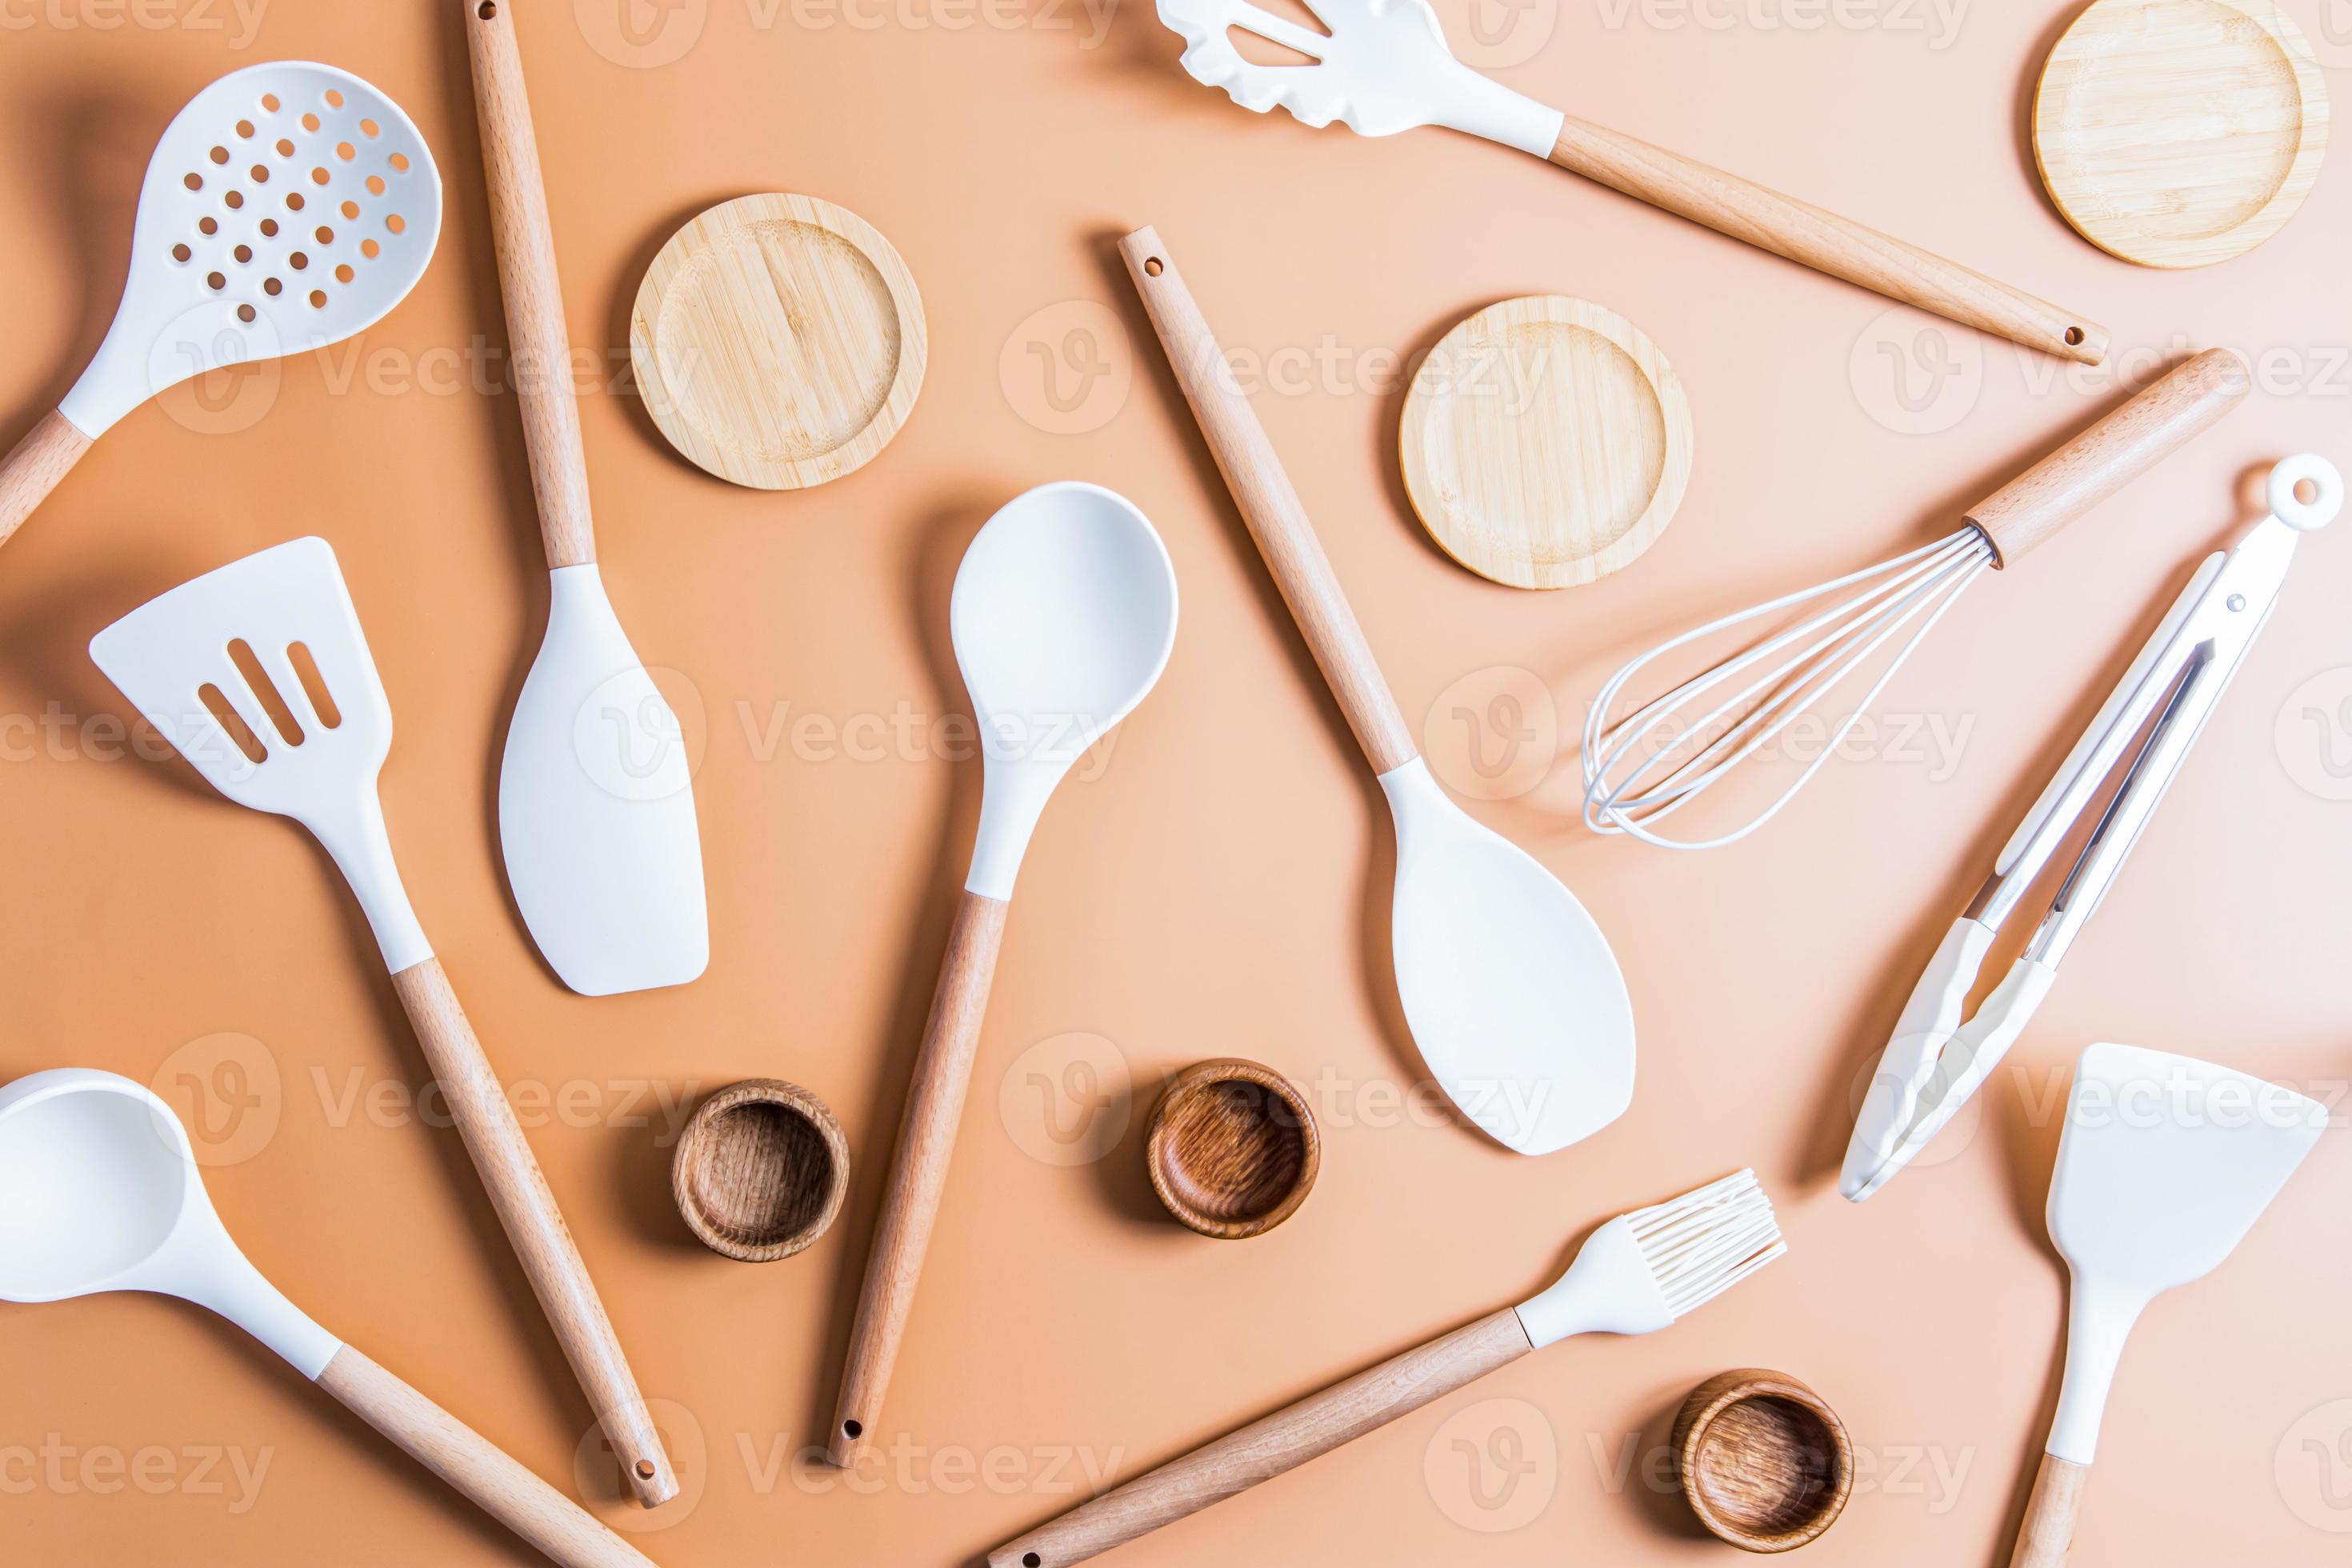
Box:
[633,1459,656,1482]
[2064,326,2085,347]
[1024,1556,1042,1567]
[842,1419,863,1441]
[2270,455,2344,532]
[1143,257,1164,277]
[478,0,496,15]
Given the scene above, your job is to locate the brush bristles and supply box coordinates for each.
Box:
[1627,1170,1786,1320]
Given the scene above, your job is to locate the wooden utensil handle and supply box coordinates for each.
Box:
[1546,117,2107,367]
[462,0,597,569]
[390,958,675,1508]
[1964,348,2251,566]
[986,1307,1534,1568]
[828,890,1010,1468]
[0,410,94,551]
[2009,1453,2090,1568]
[316,1346,658,1568]
[1118,226,1417,777]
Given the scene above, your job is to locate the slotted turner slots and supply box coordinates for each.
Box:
[226,638,306,747]
[87,536,678,1508]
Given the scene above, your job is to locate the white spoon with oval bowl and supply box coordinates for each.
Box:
[1122,226,1634,1158]
[827,482,1178,1468]
[0,1069,654,1568]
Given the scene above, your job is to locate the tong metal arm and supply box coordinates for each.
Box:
[1842,456,2344,1202]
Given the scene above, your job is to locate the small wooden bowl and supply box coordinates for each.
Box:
[1672,1370,1854,1554]
[671,1080,850,1262]
[1144,1060,1319,1240]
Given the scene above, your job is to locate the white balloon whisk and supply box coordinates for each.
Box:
[1583,350,2253,850]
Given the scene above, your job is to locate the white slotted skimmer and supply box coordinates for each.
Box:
[88,538,680,1510]
[0,62,441,551]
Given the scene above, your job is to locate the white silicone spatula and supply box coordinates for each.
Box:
[462,0,708,997]
[0,1070,654,1568]
[89,538,676,1508]
[0,62,441,550]
[2011,1043,2326,1566]
[828,482,1178,1470]
[1122,226,1634,1158]
[1154,0,2104,364]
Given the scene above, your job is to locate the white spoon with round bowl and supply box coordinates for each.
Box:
[1121,226,1634,1158]
[0,1069,652,1568]
[827,482,1178,1467]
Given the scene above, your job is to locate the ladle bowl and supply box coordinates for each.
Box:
[0,1069,652,1568]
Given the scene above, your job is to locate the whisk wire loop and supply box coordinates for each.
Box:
[1584,529,1995,850]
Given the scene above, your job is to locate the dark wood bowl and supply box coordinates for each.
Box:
[1144,1059,1319,1239]
[1672,1369,1854,1553]
[671,1079,850,1262]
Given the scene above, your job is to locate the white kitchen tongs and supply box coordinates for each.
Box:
[1842,456,2343,1202]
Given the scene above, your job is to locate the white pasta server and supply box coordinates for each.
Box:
[1153,0,2104,362]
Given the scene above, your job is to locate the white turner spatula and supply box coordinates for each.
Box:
[2011,1042,2326,1566]
[462,0,708,997]
[1155,0,2104,364]
[89,538,678,1509]
[0,62,442,550]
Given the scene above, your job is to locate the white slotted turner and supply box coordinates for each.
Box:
[0,63,442,550]
[88,538,679,1510]
[1157,0,2104,363]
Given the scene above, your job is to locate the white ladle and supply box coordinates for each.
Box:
[1122,226,1634,1159]
[0,62,442,551]
[0,1069,653,1568]
[828,482,1178,1468]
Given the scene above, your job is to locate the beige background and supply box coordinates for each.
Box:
[2,0,2348,1562]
